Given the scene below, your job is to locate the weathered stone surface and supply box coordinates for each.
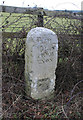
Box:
[25,27,58,99]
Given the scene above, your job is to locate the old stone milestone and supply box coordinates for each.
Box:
[25,27,58,99]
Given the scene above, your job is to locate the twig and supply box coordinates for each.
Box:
[2,95,21,118]
[66,91,83,106]
[70,80,83,97]
[61,94,69,119]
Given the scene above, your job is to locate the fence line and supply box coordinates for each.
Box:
[0,5,81,39]
[0,5,82,20]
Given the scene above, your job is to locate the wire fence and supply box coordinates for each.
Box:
[1,5,82,85]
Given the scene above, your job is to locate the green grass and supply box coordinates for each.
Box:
[1,12,81,57]
[0,12,81,34]
[0,12,37,32]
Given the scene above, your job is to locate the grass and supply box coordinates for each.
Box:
[1,11,82,119]
[1,12,81,57]
[2,42,82,119]
[0,12,81,34]
[0,12,37,32]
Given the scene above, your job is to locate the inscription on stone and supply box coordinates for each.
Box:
[37,39,57,64]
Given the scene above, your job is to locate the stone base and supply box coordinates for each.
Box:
[25,72,56,99]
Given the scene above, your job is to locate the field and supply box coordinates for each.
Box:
[0,12,81,33]
[1,12,83,119]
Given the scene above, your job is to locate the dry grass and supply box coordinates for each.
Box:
[2,57,83,119]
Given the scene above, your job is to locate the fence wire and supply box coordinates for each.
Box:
[1,11,82,89]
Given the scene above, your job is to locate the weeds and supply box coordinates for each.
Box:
[1,10,82,119]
